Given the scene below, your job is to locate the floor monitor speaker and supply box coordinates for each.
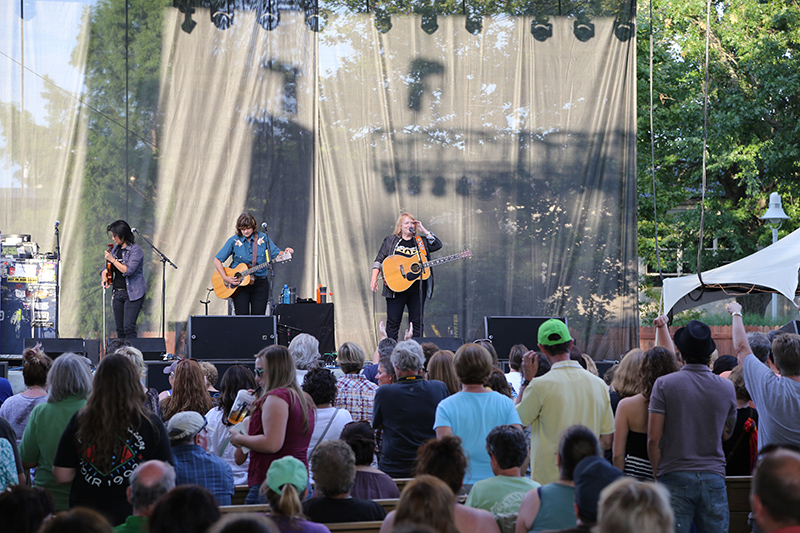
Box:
[483,316,566,362]
[188,315,277,360]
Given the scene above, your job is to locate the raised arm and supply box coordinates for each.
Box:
[726,301,752,366]
[653,315,676,355]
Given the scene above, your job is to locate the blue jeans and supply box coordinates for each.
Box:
[659,471,728,533]
[245,484,266,504]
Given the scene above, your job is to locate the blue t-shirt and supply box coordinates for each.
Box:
[434,390,521,485]
[215,232,281,278]
[0,379,12,404]
[743,354,800,450]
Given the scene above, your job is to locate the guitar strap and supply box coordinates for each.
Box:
[251,235,258,269]
[414,235,427,259]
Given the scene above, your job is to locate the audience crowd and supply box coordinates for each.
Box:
[2,306,800,533]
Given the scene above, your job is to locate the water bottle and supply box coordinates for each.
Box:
[281,284,290,304]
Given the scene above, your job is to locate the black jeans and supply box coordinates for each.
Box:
[231,276,270,315]
[386,281,426,341]
[112,289,144,339]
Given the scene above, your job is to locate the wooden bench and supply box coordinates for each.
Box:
[326,521,383,532]
[232,485,249,505]
[726,476,751,533]
[221,499,398,514]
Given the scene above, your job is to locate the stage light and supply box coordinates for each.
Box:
[174,0,197,33]
[465,14,482,34]
[301,0,320,32]
[531,20,552,41]
[375,10,392,33]
[614,19,634,41]
[211,0,234,30]
[257,0,280,31]
[421,13,438,34]
[573,17,594,42]
[16,0,36,20]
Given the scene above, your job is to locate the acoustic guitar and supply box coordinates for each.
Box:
[212,252,292,299]
[381,250,473,293]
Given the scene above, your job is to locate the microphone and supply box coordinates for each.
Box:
[132,227,139,234]
[54,220,61,229]
[261,222,268,231]
[409,225,416,235]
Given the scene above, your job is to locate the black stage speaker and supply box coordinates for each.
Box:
[83,339,100,365]
[483,316,566,362]
[412,337,464,352]
[122,338,168,361]
[25,338,85,358]
[274,303,336,354]
[778,320,800,335]
[0,362,7,379]
[146,359,256,393]
[595,360,618,380]
[188,315,277,360]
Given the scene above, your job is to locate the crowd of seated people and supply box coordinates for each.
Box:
[4,306,800,533]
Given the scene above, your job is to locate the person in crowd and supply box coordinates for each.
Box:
[713,354,738,376]
[515,319,614,485]
[486,368,514,398]
[0,376,13,404]
[729,301,800,449]
[205,364,257,486]
[333,342,378,423]
[213,212,294,316]
[747,331,774,370]
[168,411,234,505]
[505,344,528,396]
[465,425,539,521]
[148,485,221,533]
[750,448,800,533]
[609,348,643,413]
[427,350,460,396]
[596,477,674,533]
[114,345,162,417]
[302,367,353,478]
[516,425,603,533]
[0,417,22,487]
[649,318,737,533]
[612,346,680,480]
[373,340,449,478]
[262,455,331,533]
[375,356,396,386]
[723,365,758,476]
[474,339,500,368]
[289,333,322,385]
[158,361,177,401]
[161,359,214,422]
[364,337,397,384]
[210,514,280,533]
[602,363,618,387]
[0,484,54,533]
[114,460,176,533]
[553,455,623,533]
[41,508,114,533]
[302,439,387,523]
[340,421,399,499]
[382,475,459,533]
[434,343,522,487]
[53,354,173,526]
[20,353,93,510]
[230,345,315,504]
[200,361,221,399]
[102,220,145,339]
[0,344,52,444]
[421,342,441,372]
[370,213,443,341]
[412,436,500,533]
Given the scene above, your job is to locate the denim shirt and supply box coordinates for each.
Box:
[112,243,145,300]
[215,232,281,279]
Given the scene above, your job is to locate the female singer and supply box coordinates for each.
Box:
[101,220,144,339]
[370,213,442,341]
[214,213,294,316]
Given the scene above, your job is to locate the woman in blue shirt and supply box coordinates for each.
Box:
[213,213,293,315]
[101,220,145,338]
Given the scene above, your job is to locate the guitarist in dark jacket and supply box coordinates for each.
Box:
[370,213,442,341]
[214,213,293,315]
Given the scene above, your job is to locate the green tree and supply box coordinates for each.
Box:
[637,0,800,317]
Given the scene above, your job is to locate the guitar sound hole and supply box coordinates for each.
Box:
[410,263,421,275]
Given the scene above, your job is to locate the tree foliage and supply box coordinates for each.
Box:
[637,0,800,316]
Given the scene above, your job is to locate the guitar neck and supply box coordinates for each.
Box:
[422,252,471,269]
[240,260,272,277]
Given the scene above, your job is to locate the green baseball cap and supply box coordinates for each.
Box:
[537,319,571,346]
[266,456,307,494]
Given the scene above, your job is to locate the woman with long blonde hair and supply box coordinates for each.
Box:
[230,345,315,504]
[160,359,213,421]
[427,350,460,396]
[52,354,172,526]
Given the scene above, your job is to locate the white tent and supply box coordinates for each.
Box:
[662,227,800,315]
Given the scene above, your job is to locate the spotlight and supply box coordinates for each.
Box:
[375,10,392,33]
[465,14,482,35]
[211,0,234,30]
[614,20,634,41]
[302,0,320,32]
[174,0,197,34]
[531,20,552,41]
[573,18,594,42]
[257,0,280,31]
[421,13,438,34]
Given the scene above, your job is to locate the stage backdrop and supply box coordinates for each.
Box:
[1,0,638,358]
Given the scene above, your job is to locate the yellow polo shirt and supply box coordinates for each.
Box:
[516,360,614,485]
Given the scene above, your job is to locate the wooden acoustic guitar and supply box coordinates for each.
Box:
[212,252,292,299]
[381,250,473,292]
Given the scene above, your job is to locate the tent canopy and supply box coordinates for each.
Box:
[662,227,800,315]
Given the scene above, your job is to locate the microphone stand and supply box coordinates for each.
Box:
[134,229,177,338]
[262,224,276,316]
[200,288,213,315]
[54,222,61,338]
[413,229,427,339]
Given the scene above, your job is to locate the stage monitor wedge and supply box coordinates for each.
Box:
[24,338,85,359]
[483,316,567,362]
[189,315,277,360]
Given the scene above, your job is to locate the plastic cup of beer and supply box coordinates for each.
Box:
[228,389,256,425]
